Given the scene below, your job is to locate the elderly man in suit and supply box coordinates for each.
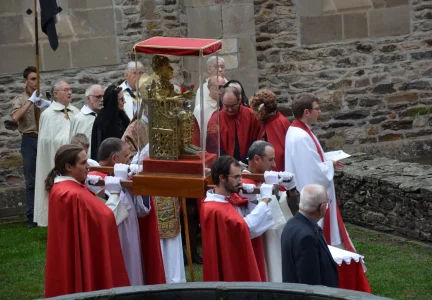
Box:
[281,184,338,288]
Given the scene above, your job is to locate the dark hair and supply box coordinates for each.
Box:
[151,55,170,71]
[224,80,249,106]
[247,141,274,161]
[211,155,240,186]
[292,93,318,119]
[249,89,277,116]
[23,66,36,79]
[98,137,124,162]
[45,144,84,191]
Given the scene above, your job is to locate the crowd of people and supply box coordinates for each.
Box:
[10,56,356,298]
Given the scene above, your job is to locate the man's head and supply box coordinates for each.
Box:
[220,87,241,116]
[292,93,321,126]
[208,75,226,101]
[211,155,242,194]
[52,80,72,106]
[70,133,89,154]
[85,84,104,113]
[249,89,277,122]
[152,55,174,80]
[247,141,276,173]
[23,66,37,93]
[299,184,328,221]
[206,56,225,78]
[125,61,145,90]
[98,137,130,166]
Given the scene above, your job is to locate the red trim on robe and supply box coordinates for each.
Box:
[259,112,291,172]
[291,119,324,162]
[45,180,130,298]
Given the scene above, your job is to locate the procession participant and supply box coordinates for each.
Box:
[201,155,274,282]
[285,93,355,251]
[249,89,291,172]
[120,61,147,120]
[223,79,249,106]
[70,133,99,167]
[44,144,129,297]
[122,102,149,161]
[10,66,43,228]
[34,79,79,226]
[206,87,261,162]
[241,141,297,282]
[70,84,104,154]
[90,85,130,160]
[194,56,227,108]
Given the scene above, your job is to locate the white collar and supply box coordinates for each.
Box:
[54,176,82,184]
[204,190,229,203]
[51,101,71,111]
[81,105,95,115]
[142,114,149,124]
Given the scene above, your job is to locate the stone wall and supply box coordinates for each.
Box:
[255,0,432,153]
[335,153,432,243]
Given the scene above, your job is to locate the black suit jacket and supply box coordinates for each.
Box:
[281,213,339,288]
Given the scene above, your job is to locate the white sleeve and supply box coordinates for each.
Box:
[105,192,129,225]
[134,195,151,218]
[243,202,275,239]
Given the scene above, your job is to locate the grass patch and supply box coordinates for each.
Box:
[0,222,431,299]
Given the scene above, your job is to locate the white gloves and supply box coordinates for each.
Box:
[128,164,143,177]
[85,175,104,195]
[242,183,256,194]
[278,172,296,190]
[114,163,129,180]
[105,176,122,194]
[35,99,51,109]
[264,171,279,184]
[260,183,273,199]
[28,90,39,103]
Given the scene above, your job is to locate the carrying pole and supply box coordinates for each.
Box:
[182,198,195,281]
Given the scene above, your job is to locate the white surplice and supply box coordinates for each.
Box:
[70,105,96,153]
[34,101,79,226]
[192,94,218,141]
[285,125,347,247]
[160,233,186,283]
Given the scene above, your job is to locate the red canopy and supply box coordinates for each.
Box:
[133,37,222,57]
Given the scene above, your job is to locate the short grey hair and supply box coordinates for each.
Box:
[85,84,104,98]
[51,79,67,94]
[227,82,242,93]
[299,184,327,212]
[98,137,124,162]
[247,141,274,161]
[206,56,225,69]
[125,61,144,74]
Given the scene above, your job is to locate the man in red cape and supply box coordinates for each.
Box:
[45,144,130,298]
[206,87,261,162]
[249,89,291,172]
[201,155,274,281]
[88,138,166,285]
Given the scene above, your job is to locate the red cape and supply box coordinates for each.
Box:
[45,180,130,298]
[88,171,166,284]
[206,106,262,160]
[201,200,263,281]
[259,112,291,171]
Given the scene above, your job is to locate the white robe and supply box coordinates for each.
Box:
[192,94,218,143]
[34,101,79,226]
[120,81,135,120]
[160,233,186,284]
[69,105,96,153]
[284,125,343,246]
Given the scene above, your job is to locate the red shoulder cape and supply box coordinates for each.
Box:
[260,112,291,171]
[201,200,262,281]
[207,106,262,160]
[45,180,130,298]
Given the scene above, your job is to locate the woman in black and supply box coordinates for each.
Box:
[90,85,130,160]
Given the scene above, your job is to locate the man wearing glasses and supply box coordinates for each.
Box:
[206,87,261,162]
[70,84,104,154]
[120,61,147,120]
[284,93,355,252]
[34,79,79,227]
[200,155,274,282]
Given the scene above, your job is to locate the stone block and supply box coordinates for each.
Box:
[386,92,418,104]
[369,6,411,38]
[0,187,25,218]
[0,44,34,74]
[238,36,257,68]
[41,41,72,71]
[140,0,158,19]
[222,54,238,69]
[0,2,22,14]
[71,37,118,68]
[372,83,396,94]
[334,0,371,12]
[182,0,215,7]
[381,120,413,130]
[68,0,113,9]
[300,15,343,45]
[0,16,29,45]
[322,0,336,14]
[385,0,409,7]
[343,13,368,40]
[73,8,116,37]
[296,0,323,17]
[225,67,259,97]
[220,38,238,54]
[222,4,255,37]
[371,0,386,8]
[378,133,404,142]
[187,6,222,38]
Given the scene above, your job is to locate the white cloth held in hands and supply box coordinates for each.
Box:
[85,175,104,195]
[128,164,143,177]
[260,183,273,199]
[242,183,256,194]
[105,176,122,194]
[114,163,129,180]
[278,171,296,190]
[264,171,279,184]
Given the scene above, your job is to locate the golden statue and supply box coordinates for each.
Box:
[139,55,200,160]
